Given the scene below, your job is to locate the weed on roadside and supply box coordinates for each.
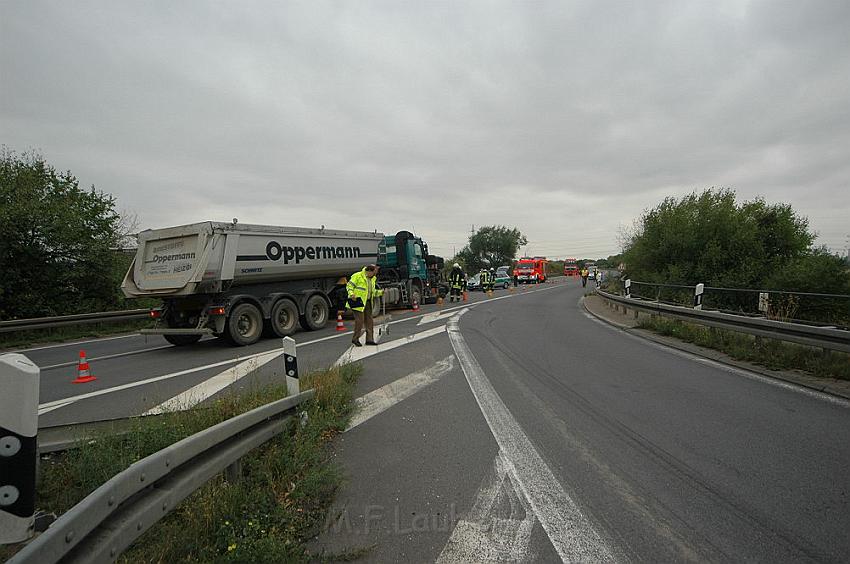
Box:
[3,363,362,563]
[638,317,850,380]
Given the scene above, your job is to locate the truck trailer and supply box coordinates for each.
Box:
[122,221,446,346]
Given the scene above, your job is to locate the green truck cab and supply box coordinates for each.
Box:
[377,231,448,306]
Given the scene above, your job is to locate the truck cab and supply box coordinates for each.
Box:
[377,231,448,306]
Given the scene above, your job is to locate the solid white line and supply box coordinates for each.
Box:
[39,344,174,370]
[9,332,143,353]
[446,315,614,562]
[345,355,455,431]
[333,325,447,367]
[143,349,286,415]
[580,309,850,409]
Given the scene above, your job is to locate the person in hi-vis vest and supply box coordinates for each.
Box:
[347,264,383,346]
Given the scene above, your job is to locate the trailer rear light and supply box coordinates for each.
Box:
[209,306,226,316]
[149,310,161,319]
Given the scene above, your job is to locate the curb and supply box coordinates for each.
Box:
[580,296,850,403]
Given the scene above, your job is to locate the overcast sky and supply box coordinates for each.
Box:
[2,1,849,259]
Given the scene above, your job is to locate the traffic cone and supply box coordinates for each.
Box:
[463,291,468,302]
[412,299,419,312]
[335,311,346,331]
[73,350,97,384]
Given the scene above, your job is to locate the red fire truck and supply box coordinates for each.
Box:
[514,257,548,284]
[563,258,579,277]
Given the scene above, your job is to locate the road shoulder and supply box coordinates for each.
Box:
[582,293,850,401]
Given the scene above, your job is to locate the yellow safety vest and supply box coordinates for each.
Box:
[346,268,383,312]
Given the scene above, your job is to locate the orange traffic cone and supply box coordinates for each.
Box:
[412,299,419,312]
[335,311,346,331]
[463,291,468,302]
[73,350,97,384]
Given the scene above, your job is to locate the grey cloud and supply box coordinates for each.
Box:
[2,0,848,259]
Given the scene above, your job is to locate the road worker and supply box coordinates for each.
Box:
[580,267,589,287]
[449,263,465,302]
[346,264,383,346]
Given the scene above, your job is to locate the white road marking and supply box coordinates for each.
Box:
[9,332,143,353]
[39,344,174,370]
[345,355,455,431]
[580,308,850,409]
[37,284,567,415]
[143,349,286,415]
[37,352,268,414]
[333,325,447,367]
[417,310,459,326]
[438,452,537,563]
[446,314,615,562]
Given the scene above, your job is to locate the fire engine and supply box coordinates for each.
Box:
[514,257,548,284]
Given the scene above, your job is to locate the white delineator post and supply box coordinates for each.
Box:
[0,354,39,544]
[282,337,299,396]
[624,279,631,299]
[694,283,705,310]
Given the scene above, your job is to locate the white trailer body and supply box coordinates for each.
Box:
[123,222,383,297]
[121,222,387,346]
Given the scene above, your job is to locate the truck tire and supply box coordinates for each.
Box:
[372,298,382,318]
[164,334,202,346]
[226,302,263,346]
[300,294,329,331]
[269,298,299,337]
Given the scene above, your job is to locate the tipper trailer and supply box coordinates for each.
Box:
[122,221,447,346]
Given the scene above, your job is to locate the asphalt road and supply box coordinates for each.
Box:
[12,284,539,427]
[12,279,850,561]
[312,280,850,562]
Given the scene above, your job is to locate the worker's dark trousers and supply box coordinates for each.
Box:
[450,286,462,301]
[352,301,374,343]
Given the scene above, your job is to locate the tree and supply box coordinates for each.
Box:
[0,148,127,318]
[456,226,527,273]
[622,189,814,288]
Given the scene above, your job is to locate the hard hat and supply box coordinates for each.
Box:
[453,263,460,268]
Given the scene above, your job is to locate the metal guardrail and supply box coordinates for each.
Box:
[625,280,850,327]
[0,310,151,334]
[9,389,315,564]
[597,289,850,354]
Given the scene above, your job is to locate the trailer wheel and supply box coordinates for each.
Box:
[300,294,329,331]
[226,302,263,346]
[164,334,202,346]
[269,298,299,337]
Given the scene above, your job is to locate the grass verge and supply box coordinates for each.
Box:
[637,316,850,380]
[0,363,362,563]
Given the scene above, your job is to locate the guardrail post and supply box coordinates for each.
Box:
[624,279,631,299]
[0,354,39,545]
[283,337,299,397]
[694,283,704,310]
